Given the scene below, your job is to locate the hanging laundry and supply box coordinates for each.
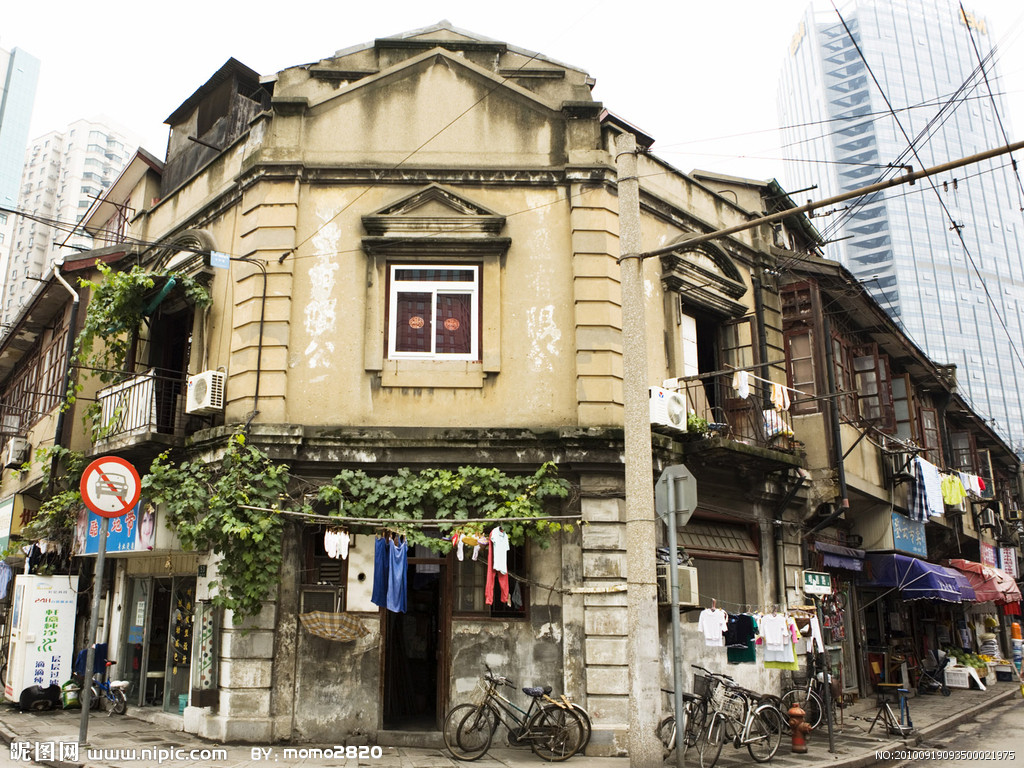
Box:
[770,382,791,411]
[762,614,800,670]
[732,370,750,400]
[490,527,510,574]
[910,456,943,520]
[725,613,758,664]
[387,537,408,614]
[807,615,825,654]
[452,532,464,561]
[324,529,339,559]
[940,473,967,507]
[0,562,11,600]
[339,531,350,560]
[510,579,523,610]
[484,536,510,606]
[370,536,390,609]
[697,607,729,647]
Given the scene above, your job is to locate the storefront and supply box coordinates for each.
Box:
[858,552,972,691]
[75,500,194,714]
[809,540,863,694]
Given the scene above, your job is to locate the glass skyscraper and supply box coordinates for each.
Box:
[778,0,1024,452]
[0,46,40,209]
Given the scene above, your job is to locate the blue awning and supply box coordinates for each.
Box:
[816,541,865,572]
[862,553,966,602]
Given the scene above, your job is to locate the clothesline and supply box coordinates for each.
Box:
[243,506,582,527]
[723,364,812,399]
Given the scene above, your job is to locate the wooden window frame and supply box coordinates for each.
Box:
[784,326,818,414]
[452,542,529,621]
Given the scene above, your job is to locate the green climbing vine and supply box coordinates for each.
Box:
[15,445,86,556]
[69,261,211,434]
[316,463,572,551]
[142,434,290,624]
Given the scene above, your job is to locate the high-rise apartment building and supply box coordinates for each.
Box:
[778,0,1024,452]
[3,118,137,327]
[0,46,40,304]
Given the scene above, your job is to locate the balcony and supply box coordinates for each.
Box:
[659,373,804,473]
[93,369,188,455]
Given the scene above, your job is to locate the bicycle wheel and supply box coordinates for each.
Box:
[111,689,128,715]
[697,714,725,768]
[780,688,823,730]
[657,716,676,758]
[683,700,708,751]
[443,703,494,761]
[527,703,584,761]
[747,704,785,762]
[571,703,592,751]
[89,685,102,711]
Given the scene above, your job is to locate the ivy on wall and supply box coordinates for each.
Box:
[14,446,86,557]
[68,261,211,435]
[142,434,289,624]
[316,463,572,551]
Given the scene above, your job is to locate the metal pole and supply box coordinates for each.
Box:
[616,131,662,768]
[815,597,836,754]
[665,482,686,768]
[78,517,108,746]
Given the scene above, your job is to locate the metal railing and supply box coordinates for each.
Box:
[673,373,798,453]
[95,369,186,442]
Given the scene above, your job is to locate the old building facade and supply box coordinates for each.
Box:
[0,22,1017,757]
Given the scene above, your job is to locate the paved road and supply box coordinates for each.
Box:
[898,696,1024,767]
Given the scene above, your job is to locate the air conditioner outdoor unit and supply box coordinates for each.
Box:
[649,386,688,432]
[3,437,30,469]
[1006,508,1023,523]
[186,371,226,415]
[978,506,999,531]
[656,563,699,606]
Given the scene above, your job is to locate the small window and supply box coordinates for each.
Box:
[453,542,527,618]
[387,265,479,360]
[300,527,348,613]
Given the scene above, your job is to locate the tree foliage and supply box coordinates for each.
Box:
[142,434,289,624]
[16,446,86,556]
[316,463,572,551]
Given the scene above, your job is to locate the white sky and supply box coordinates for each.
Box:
[4,0,1024,185]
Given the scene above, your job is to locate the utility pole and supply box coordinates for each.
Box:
[615,132,662,768]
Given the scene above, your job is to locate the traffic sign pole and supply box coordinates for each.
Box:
[78,516,108,746]
[77,455,139,746]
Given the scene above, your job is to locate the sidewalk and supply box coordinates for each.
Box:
[0,679,1017,768]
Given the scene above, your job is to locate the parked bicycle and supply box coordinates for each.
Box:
[698,674,785,768]
[443,666,587,761]
[779,653,836,730]
[88,660,130,715]
[656,665,721,759]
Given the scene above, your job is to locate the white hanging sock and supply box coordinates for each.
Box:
[339,531,350,560]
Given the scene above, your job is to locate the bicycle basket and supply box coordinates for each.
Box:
[710,682,728,710]
[721,691,746,721]
[693,671,715,698]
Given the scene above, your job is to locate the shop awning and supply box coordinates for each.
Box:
[863,553,965,602]
[815,541,865,572]
[945,559,1023,605]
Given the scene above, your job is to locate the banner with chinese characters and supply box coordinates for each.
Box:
[891,512,927,557]
[74,499,159,555]
[999,547,1019,578]
[980,541,998,568]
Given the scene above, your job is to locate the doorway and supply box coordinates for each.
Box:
[382,547,447,730]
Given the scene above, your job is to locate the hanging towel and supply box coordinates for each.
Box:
[387,538,408,613]
[770,382,791,411]
[370,536,389,608]
[732,371,750,399]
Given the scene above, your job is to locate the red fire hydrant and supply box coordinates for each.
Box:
[789,702,812,753]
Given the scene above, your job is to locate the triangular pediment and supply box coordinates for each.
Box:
[363,184,506,238]
[309,46,562,116]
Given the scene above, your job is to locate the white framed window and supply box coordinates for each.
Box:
[386,264,479,360]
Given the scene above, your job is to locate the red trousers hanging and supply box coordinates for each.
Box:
[485,539,509,605]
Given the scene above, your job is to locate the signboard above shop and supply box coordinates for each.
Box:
[74,499,177,556]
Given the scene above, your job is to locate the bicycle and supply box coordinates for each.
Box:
[656,665,721,759]
[698,676,786,768]
[779,653,836,731]
[443,666,586,762]
[86,661,130,715]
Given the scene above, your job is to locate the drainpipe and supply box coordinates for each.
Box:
[752,275,771,410]
[808,312,849,534]
[49,265,81,492]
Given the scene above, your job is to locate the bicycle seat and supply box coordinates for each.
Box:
[523,686,553,698]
